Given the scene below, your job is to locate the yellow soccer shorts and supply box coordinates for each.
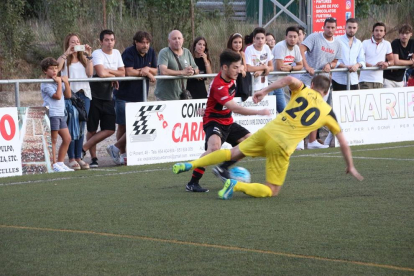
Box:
[239,129,290,186]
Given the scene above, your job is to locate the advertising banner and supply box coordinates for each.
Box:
[0,107,22,178]
[126,97,276,166]
[312,0,354,36]
[332,87,414,146]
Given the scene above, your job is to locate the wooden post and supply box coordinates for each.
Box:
[190,0,195,42]
[102,0,107,28]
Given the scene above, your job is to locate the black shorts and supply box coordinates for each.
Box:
[87,98,116,132]
[203,122,249,150]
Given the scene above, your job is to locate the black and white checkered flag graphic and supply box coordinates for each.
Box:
[130,104,165,142]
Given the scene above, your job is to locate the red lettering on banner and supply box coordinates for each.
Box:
[172,122,205,143]
[0,114,16,141]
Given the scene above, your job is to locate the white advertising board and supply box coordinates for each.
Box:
[126,96,276,165]
[332,87,414,146]
[0,107,22,178]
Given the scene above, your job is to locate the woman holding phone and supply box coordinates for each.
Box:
[57,33,93,170]
[186,36,212,99]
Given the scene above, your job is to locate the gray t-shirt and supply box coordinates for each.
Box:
[299,33,342,85]
[41,82,66,117]
[154,47,198,101]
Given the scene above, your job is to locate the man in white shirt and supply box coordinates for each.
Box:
[82,29,125,168]
[332,18,366,91]
[270,26,303,113]
[245,27,273,92]
[359,22,394,89]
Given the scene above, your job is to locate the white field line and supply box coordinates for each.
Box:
[2,144,413,187]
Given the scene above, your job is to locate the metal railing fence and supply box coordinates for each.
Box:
[0,66,411,107]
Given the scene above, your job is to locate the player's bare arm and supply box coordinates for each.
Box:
[224,100,270,116]
[335,131,364,181]
[253,76,302,103]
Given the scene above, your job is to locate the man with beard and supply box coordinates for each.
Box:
[383,24,414,88]
[184,50,270,192]
[107,31,157,165]
[332,18,366,91]
[359,22,394,89]
[269,26,303,113]
[154,30,198,101]
[299,17,342,149]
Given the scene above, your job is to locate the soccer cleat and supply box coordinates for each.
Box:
[172,163,192,174]
[218,179,238,200]
[90,158,99,168]
[186,182,209,193]
[106,145,121,165]
[212,166,230,183]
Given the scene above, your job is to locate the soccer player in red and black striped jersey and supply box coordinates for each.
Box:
[186,50,270,192]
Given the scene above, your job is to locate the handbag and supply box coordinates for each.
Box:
[169,48,192,100]
[67,63,88,122]
[236,72,252,102]
[71,91,88,122]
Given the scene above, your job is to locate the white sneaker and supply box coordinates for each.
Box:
[53,163,66,172]
[308,140,329,149]
[119,153,127,165]
[296,140,304,150]
[324,132,334,146]
[58,162,74,171]
[106,145,121,165]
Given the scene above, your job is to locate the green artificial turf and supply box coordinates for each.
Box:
[1,142,413,275]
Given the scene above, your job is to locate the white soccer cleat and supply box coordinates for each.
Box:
[307,140,329,149]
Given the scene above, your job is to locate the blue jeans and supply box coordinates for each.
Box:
[67,92,91,159]
[268,88,286,113]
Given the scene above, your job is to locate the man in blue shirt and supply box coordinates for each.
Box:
[107,31,157,165]
[332,18,366,91]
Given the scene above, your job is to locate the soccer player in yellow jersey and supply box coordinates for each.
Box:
[173,75,364,199]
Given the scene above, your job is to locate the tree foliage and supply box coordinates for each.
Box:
[0,0,33,77]
[355,0,403,18]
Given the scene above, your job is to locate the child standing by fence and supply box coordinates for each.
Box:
[40,57,74,172]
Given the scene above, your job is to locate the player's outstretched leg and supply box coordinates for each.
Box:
[212,160,236,183]
[218,179,238,200]
[172,163,193,174]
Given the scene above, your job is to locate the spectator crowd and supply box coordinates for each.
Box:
[39,18,414,172]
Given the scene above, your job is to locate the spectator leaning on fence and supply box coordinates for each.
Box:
[359,22,394,90]
[269,26,303,113]
[299,17,341,149]
[82,29,125,168]
[245,27,274,92]
[154,30,199,101]
[332,18,366,91]
[297,26,306,45]
[186,36,212,99]
[266,33,276,51]
[40,57,73,172]
[107,31,157,166]
[383,24,414,88]
[57,33,93,170]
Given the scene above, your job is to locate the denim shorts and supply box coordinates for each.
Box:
[49,116,67,131]
[114,98,130,125]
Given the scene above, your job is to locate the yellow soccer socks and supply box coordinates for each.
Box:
[234,182,273,198]
[190,149,232,168]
